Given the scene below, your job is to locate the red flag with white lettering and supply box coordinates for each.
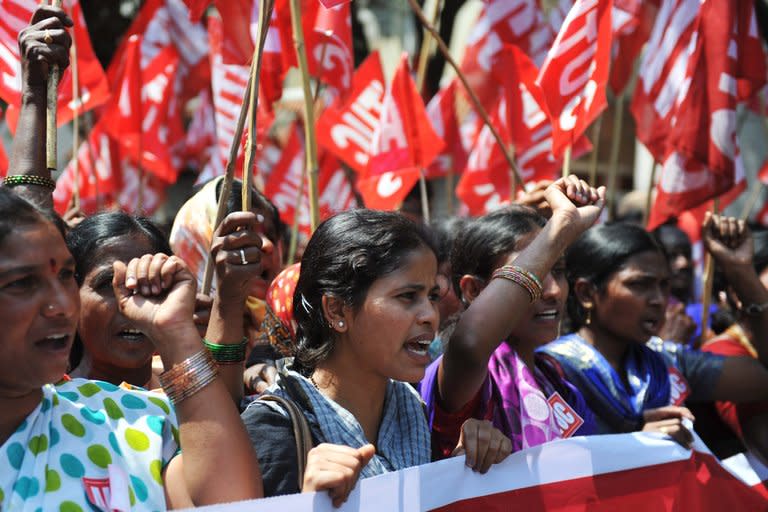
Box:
[640,1,764,228]
[53,120,121,215]
[425,81,468,179]
[536,0,613,157]
[358,54,445,210]
[0,0,109,131]
[459,1,554,111]
[265,126,357,235]
[101,35,142,158]
[102,42,180,183]
[316,52,386,173]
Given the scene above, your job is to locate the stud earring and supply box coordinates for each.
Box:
[338,320,345,328]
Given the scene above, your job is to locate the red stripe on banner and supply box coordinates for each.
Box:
[435,451,765,511]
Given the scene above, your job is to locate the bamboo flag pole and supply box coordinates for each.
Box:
[287,41,330,264]
[606,92,626,220]
[407,0,524,190]
[200,0,273,295]
[70,22,81,210]
[642,160,657,227]
[419,171,430,223]
[561,145,572,178]
[588,115,603,186]
[508,145,516,203]
[46,0,63,172]
[289,0,320,232]
[697,198,720,349]
[201,76,254,295]
[241,60,259,212]
[415,0,443,93]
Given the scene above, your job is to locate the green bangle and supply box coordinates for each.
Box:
[203,337,248,364]
[3,175,56,190]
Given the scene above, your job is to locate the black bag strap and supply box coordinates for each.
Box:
[258,393,314,491]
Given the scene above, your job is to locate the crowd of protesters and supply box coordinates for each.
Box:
[3,6,768,510]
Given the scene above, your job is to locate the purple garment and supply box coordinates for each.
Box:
[420,341,596,453]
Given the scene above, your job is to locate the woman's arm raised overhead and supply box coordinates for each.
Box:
[703,214,768,402]
[7,6,71,211]
[112,253,263,507]
[440,176,605,412]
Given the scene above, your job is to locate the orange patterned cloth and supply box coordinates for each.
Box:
[263,263,300,356]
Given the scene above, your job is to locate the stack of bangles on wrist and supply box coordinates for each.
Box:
[203,337,248,364]
[159,349,219,404]
[491,265,543,303]
[3,175,56,190]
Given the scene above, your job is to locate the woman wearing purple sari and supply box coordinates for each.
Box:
[421,177,602,458]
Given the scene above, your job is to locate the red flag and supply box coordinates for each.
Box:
[459,1,554,111]
[536,0,613,157]
[268,0,353,101]
[113,0,210,99]
[358,54,445,210]
[101,35,142,156]
[104,42,180,183]
[641,1,764,228]
[316,52,386,173]
[266,127,356,235]
[425,81,468,179]
[53,120,121,215]
[0,0,109,131]
[609,0,657,94]
[204,13,275,184]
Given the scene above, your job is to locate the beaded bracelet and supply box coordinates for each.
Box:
[159,349,219,404]
[491,265,543,303]
[203,336,248,364]
[3,175,56,190]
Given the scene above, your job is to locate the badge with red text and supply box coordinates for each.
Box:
[547,392,584,438]
[668,366,691,406]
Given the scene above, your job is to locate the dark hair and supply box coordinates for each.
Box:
[450,206,546,302]
[292,209,437,372]
[217,178,285,242]
[429,217,467,265]
[566,222,665,329]
[66,212,171,286]
[0,187,65,244]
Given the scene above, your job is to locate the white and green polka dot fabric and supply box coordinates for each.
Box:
[1,378,179,511]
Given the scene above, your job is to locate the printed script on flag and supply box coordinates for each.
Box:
[185,433,767,511]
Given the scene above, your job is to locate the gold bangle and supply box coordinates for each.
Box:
[159,350,219,404]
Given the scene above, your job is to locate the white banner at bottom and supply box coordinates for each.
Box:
[192,433,767,511]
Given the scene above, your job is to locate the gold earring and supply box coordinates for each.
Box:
[584,306,592,325]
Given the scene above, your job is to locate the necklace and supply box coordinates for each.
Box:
[309,373,321,390]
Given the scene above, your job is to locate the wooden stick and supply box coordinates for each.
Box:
[642,160,657,227]
[406,0,523,189]
[46,0,63,171]
[200,66,258,295]
[415,0,443,93]
[697,198,720,349]
[287,168,306,265]
[70,29,80,210]
[289,0,320,232]
[419,171,430,223]
[606,93,626,221]
[241,57,259,212]
[740,180,764,221]
[588,114,603,186]
[561,145,572,178]
[508,144,517,203]
[445,168,454,214]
